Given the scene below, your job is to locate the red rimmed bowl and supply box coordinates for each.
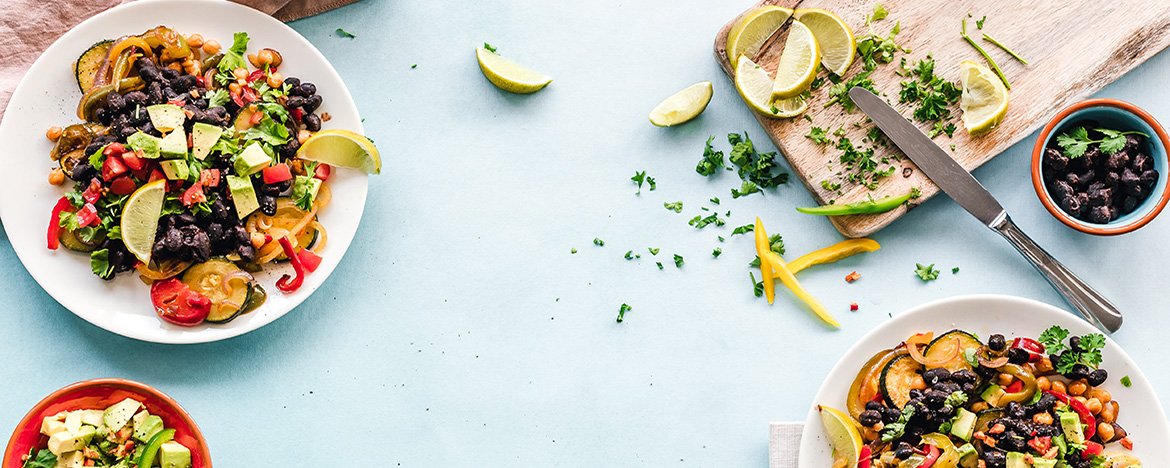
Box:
[2,379,210,468]
[1031,98,1170,235]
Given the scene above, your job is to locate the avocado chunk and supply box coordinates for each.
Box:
[981,384,1005,406]
[79,409,104,428]
[292,175,321,206]
[47,425,96,455]
[950,408,977,441]
[56,450,85,468]
[63,410,82,433]
[160,159,190,180]
[159,441,193,468]
[191,122,224,160]
[226,175,260,218]
[1032,458,1058,468]
[147,104,186,133]
[126,131,162,159]
[159,127,188,159]
[956,443,977,465]
[40,416,67,436]
[1060,410,1085,444]
[1005,452,1029,468]
[233,142,271,176]
[133,414,164,443]
[102,397,142,432]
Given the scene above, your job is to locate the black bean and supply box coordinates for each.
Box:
[303,95,323,112]
[139,66,163,84]
[160,67,180,81]
[173,74,198,92]
[105,92,126,112]
[147,82,165,105]
[95,107,112,125]
[70,162,96,181]
[138,122,155,134]
[1125,134,1142,151]
[1132,153,1153,172]
[124,90,148,107]
[1007,347,1030,364]
[859,410,881,426]
[296,82,316,97]
[1087,368,1109,387]
[304,113,322,131]
[1087,187,1113,206]
[1123,196,1139,212]
[283,77,301,88]
[259,195,277,216]
[191,98,208,109]
[1087,205,1113,223]
[1106,151,1130,170]
[922,368,950,385]
[285,96,306,109]
[865,401,883,411]
[237,244,256,262]
[894,442,914,460]
[232,225,250,245]
[1139,169,1158,186]
[1044,147,1069,171]
[163,87,181,101]
[987,334,1006,351]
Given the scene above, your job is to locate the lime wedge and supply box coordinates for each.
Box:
[794,9,856,76]
[648,82,713,127]
[959,60,1009,135]
[296,129,381,174]
[818,405,864,466]
[771,20,821,100]
[735,56,807,119]
[475,47,552,94]
[121,179,166,264]
[726,6,793,62]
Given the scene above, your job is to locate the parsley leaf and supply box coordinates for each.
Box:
[673,254,684,268]
[712,248,722,258]
[335,28,357,39]
[749,272,764,297]
[243,115,291,146]
[688,213,725,229]
[656,261,664,270]
[880,405,915,442]
[624,250,635,260]
[730,224,754,236]
[696,136,725,176]
[648,247,660,256]
[869,3,888,22]
[806,126,832,145]
[915,263,940,282]
[89,249,114,280]
[1039,326,1070,355]
[731,180,761,199]
[631,170,647,194]
[593,238,605,247]
[1121,376,1132,387]
[617,303,631,323]
[483,42,497,53]
[206,89,231,108]
[945,391,968,407]
[709,196,720,205]
[976,15,987,29]
[664,201,683,213]
[727,132,788,189]
[217,32,250,75]
[21,449,56,468]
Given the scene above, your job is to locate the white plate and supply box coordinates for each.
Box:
[0,0,367,343]
[799,295,1168,466]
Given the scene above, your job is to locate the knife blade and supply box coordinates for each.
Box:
[848,87,1005,226]
[847,87,1124,333]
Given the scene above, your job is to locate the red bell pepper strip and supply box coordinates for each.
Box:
[920,445,940,468]
[109,177,138,196]
[276,237,306,293]
[82,179,103,204]
[247,69,266,83]
[296,248,322,272]
[46,197,72,250]
[1006,380,1024,394]
[241,86,259,104]
[75,203,100,228]
[262,163,293,184]
[314,163,331,181]
[1011,337,1046,363]
[857,446,872,468]
[1045,391,1097,440]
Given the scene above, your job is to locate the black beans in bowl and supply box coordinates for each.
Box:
[1042,123,1159,224]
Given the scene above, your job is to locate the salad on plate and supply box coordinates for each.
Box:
[42,26,379,327]
[21,398,190,468]
[821,326,1141,467]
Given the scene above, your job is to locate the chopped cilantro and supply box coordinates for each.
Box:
[727,132,788,189]
[1121,376,1132,387]
[730,224,753,236]
[335,28,357,39]
[648,247,660,256]
[915,263,940,281]
[570,248,577,254]
[806,126,832,145]
[975,15,986,29]
[617,303,631,323]
[712,248,722,258]
[749,272,764,297]
[593,238,605,247]
[656,261,664,270]
[696,136,725,176]
[483,42,497,53]
[673,254,684,268]
[951,267,960,274]
[731,180,761,199]
[664,201,684,213]
[709,196,720,205]
[880,405,915,442]
[1056,127,1147,159]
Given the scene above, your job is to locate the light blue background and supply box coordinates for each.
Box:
[2,1,1169,465]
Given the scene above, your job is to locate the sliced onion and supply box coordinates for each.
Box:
[221,271,253,294]
[978,355,1011,369]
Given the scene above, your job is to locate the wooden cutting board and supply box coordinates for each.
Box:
[715,0,1170,237]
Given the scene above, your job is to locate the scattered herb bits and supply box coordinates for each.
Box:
[617,303,631,323]
[914,263,940,282]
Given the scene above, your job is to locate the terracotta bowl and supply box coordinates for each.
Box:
[1031,98,1170,235]
[3,379,210,468]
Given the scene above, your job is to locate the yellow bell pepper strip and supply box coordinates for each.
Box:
[753,217,777,304]
[785,238,881,275]
[764,250,841,328]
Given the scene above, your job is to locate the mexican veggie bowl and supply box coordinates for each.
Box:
[40,26,379,328]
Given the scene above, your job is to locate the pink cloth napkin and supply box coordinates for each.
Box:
[0,0,354,121]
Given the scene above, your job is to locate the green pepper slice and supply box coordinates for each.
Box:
[796,189,917,216]
[997,364,1038,405]
[137,428,175,468]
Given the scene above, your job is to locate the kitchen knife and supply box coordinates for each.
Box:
[848,87,1123,332]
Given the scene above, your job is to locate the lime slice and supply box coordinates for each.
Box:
[771,20,821,100]
[296,129,381,174]
[818,405,864,466]
[475,47,552,94]
[735,56,807,119]
[794,9,855,76]
[648,82,713,127]
[726,6,793,62]
[959,60,1009,135]
[121,179,166,264]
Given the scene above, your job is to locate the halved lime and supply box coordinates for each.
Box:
[794,9,855,76]
[475,46,552,94]
[959,60,1009,135]
[648,82,713,127]
[296,129,382,174]
[121,179,167,264]
[771,20,821,100]
[735,56,807,119]
[726,6,793,62]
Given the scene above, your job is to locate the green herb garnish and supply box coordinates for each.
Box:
[483,42,497,53]
[881,405,915,442]
[1055,127,1147,158]
[617,303,631,323]
[696,136,725,176]
[336,28,357,39]
[664,201,684,213]
[673,254,684,268]
[712,248,722,258]
[593,238,605,247]
[915,263,940,281]
[806,126,832,145]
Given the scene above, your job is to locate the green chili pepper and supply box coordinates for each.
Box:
[137,428,175,468]
[997,364,1038,405]
[796,190,917,216]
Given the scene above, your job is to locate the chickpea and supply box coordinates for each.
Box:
[997,373,1014,387]
[1034,357,1054,374]
[247,53,261,68]
[1085,397,1103,415]
[1073,396,1087,406]
[1068,380,1088,396]
[1050,380,1067,394]
[183,59,201,77]
[258,48,282,68]
[297,129,312,144]
[186,34,204,48]
[228,82,242,94]
[266,71,284,89]
[1098,422,1116,442]
[233,67,249,81]
[202,39,221,55]
[47,168,65,186]
[1037,376,1052,392]
[1032,412,1054,425]
[1088,388,1112,404]
[45,126,63,142]
[1100,401,1119,424]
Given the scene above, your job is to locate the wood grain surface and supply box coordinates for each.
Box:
[714,0,1170,237]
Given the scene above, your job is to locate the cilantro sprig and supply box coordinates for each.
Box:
[1055,127,1147,159]
[1039,325,1107,374]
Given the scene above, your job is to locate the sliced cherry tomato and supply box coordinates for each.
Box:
[101,154,129,182]
[180,183,207,206]
[313,163,331,181]
[121,150,146,171]
[920,445,940,468]
[262,163,293,184]
[109,176,138,196]
[150,278,212,326]
[82,179,103,204]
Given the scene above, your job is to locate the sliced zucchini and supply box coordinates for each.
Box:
[880,354,924,409]
[925,329,984,371]
[181,258,254,323]
[239,283,267,315]
[233,105,258,131]
[848,349,901,421]
[974,408,1005,434]
[75,40,113,92]
[58,228,105,252]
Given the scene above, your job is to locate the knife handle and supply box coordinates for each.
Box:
[992,216,1123,333]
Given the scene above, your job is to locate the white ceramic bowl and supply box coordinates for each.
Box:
[0,0,368,343]
[799,295,1168,466]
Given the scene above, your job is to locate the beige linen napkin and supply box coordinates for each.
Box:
[770,421,803,468]
[0,0,355,121]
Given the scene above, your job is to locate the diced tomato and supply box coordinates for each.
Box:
[200,169,221,187]
[247,69,266,83]
[131,160,156,181]
[47,197,72,250]
[102,143,126,158]
[241,86,259,104]
[920,445,940,468]
[148,168,167,183]
[291,107,303,122]
[1028,436,1052,453]
[297,249,322,272]
[263,163,293,184]
[314,163,331,181]
[101,155,129,182]
[122,150,146,171]
[249,108,264,125]
[75,203,100,228]
[167,99,186,107]
[150,278,212,326]
[82,179,103,204]
[109,177,138,196]
[231,89,245,108]
[1081,441,1104,458]
[1006,380,1024,394]
[180,183,207,206]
